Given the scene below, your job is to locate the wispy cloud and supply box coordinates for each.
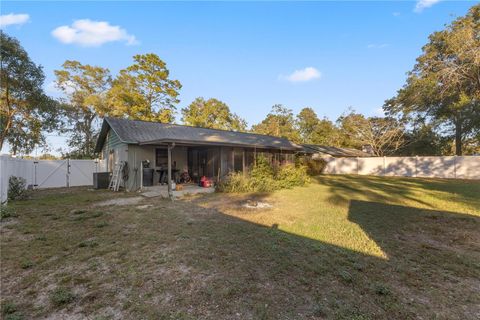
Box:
[414,0,441,13]
[52,19,138,47]
[0,13,30,28]
[279,67,321,83]
[392,12,401,17]
[367,43,389,49]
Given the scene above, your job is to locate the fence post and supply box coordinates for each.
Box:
[356,157,359,175]
[66,159,70,188]
[383,156,386,176]
[33,161,38,188]
[0,155,8,204]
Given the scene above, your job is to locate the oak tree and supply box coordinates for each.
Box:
[0,32,57,155]
[182,97,246,131]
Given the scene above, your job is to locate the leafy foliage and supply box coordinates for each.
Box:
[251,105,301,142]
[384,4,480,155]
[0,32,58,155]
[0,205,17,220]
[217,156,309,193]
[182,97,247,131]
[54,60,111,158]
[108,53,182,123]
[8,176,28,201]
[339,111,407,156]
[296,156,327,175]
[296,107,344,146]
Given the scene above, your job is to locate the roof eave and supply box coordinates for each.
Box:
[139,139,301,151]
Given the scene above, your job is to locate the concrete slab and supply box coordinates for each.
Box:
[141,184,215,199]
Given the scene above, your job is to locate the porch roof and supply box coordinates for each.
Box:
[95,117,303,153]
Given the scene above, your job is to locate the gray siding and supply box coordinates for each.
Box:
[101,129,128,173]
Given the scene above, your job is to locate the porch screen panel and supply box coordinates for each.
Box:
[221,148,234,175]
[188,149,199,180]
[245,150,255,169]
[233,149,243,172]
[206,148,220,178]
[156,148,168,167]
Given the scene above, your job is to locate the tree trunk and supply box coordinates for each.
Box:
[455,118,462,156]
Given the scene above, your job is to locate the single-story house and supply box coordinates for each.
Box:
[94,117,302,192]
[301,144,372,158]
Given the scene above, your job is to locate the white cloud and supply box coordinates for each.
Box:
[367,43,389,49]
[0,13,30,27]
[414,0,441,13]
[52,19,138,47]
[392,12,401,17]
[279,67,321,83]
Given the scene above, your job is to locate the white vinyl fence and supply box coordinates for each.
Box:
[0,155,106,204]
[323,156,480,180]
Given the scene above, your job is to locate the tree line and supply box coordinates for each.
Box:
[1,4,479,158]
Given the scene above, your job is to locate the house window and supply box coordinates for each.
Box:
[155,148,168,167]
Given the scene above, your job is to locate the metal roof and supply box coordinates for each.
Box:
[301,144,372,157]
[95,117,303,152]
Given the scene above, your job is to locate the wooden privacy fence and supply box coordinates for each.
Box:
[322,156,480,180]
[0,155,106,204]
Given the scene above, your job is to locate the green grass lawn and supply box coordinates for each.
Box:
[1,176,479,319]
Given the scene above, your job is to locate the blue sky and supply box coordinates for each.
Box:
[1,1,476,155]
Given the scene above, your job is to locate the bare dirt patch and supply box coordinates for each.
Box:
[94,196,144,207]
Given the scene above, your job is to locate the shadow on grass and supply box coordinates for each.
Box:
[313,174,480,208]
[3,189,480,319]
[148,196,480,319]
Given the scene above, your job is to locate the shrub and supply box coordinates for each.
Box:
[0,205,17,220]
[8,176,28,201]
[275,163,310,189]
[217,156,310,193]
[296,156,327,175]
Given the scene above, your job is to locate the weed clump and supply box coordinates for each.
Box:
[50,288,75,306]
[374,283,391,296]
[78,240,99,248]
[20,260,34,269]
[1,301,24,320]
[338,270,353,283]
[95,221,108,228]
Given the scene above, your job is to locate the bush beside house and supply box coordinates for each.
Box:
[217,156,310,193]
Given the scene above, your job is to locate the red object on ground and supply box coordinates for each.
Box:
[200,176,213,187]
